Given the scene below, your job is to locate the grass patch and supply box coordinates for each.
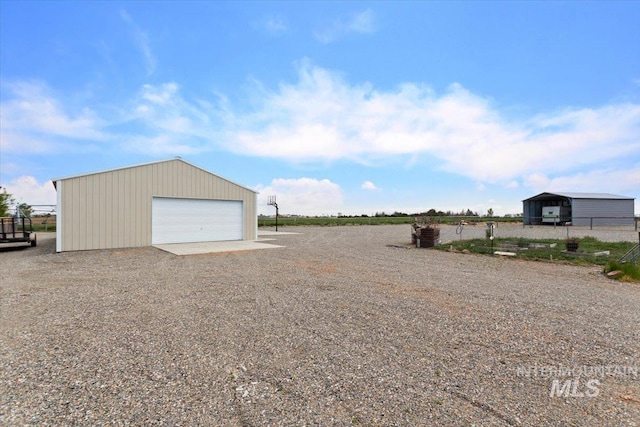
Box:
[604,260,640,282]
[31,223,56,232]
[437,236,636,267]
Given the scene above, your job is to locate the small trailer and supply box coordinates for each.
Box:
[0,217,37,247]
[542,206,570,224]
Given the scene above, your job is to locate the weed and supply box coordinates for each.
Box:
[604,260,640,282]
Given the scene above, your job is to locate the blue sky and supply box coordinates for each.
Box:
[1,1,639,216]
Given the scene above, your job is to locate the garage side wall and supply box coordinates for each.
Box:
[58,160,257,251]
[571,199,634,226]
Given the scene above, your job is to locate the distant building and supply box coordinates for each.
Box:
[522,192,635,226]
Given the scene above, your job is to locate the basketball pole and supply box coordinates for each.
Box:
[268,196,279,232]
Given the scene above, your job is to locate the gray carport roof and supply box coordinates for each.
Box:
[523,192,634,202]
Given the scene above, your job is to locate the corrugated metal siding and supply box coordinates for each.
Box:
[57,159,257,251]
[571,199,634,226]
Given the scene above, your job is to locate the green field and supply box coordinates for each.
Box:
[258,216,519,227]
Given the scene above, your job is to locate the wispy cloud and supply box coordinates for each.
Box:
[3,62,639,201]
[120,9,156,75]
[263,15,287,35]
[0,81,106,153]
[314,9,376,44]
[227,61,640,188]
[362,181,379,191]
[524,167,640,195]
[127,82,225,154]
[348,9,375,34]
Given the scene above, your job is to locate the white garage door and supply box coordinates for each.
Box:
[152,197,243,244]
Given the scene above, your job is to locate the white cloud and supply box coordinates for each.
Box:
[0,81,107,153]
[254,178,343,216]
[525,167,640,196]
[3,176,57,206]
[124,82,224,154]
[120,9,156,75]
[263,16,287,34]
[347,9,375,34]
[3,62,639,203]
[314,9,376,44]
[361,180,378,190]
[523,172,550,189]
[226,62,640,187]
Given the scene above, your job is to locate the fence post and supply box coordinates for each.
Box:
[590,217,593,230]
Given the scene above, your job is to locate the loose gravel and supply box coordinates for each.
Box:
[1,225,639,426]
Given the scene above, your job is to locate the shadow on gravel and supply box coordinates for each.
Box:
[0,244,33,253]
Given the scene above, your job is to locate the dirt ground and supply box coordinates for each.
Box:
[1,226,639,426]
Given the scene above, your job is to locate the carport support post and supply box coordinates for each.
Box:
[488,222,495,255]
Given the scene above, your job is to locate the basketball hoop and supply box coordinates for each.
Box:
[268,195,279,231]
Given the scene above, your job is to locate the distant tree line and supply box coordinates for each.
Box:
[369,208,480,218]
[262,209,524,219]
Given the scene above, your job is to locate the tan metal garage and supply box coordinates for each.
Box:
[53,158,258,252]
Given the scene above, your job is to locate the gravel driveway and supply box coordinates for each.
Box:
[1,226,639,426]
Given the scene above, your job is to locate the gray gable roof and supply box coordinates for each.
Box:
[523,192,634,202]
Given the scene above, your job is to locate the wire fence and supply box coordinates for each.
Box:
[524,216,639,230]
[10,214,640,233]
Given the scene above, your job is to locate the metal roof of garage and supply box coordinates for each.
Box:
[51,157,258,193]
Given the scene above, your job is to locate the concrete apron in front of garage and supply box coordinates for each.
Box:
[153,231,299,255]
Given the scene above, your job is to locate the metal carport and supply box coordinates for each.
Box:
[523,192,635,226]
